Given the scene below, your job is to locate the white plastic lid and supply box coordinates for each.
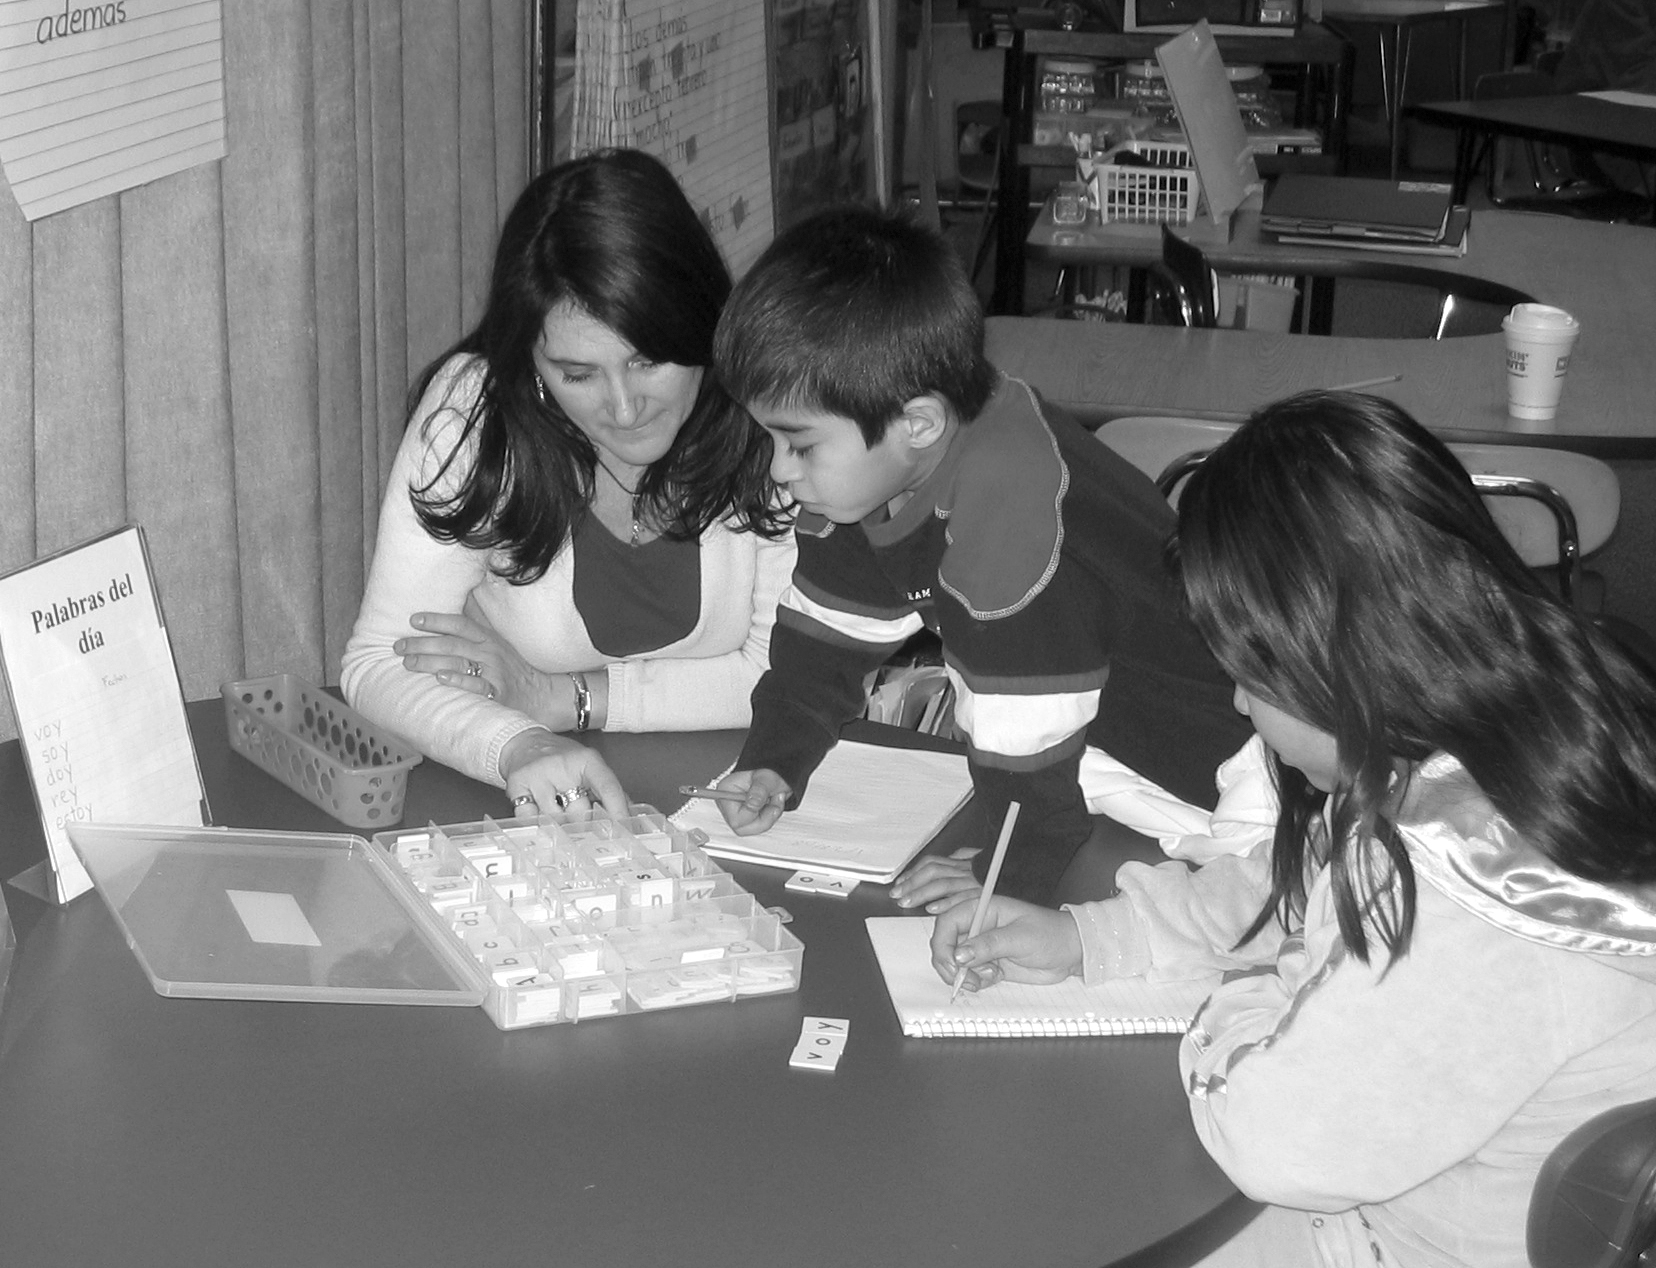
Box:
[1504,303,1579,332]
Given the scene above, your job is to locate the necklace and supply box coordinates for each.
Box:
[593,454,644,547]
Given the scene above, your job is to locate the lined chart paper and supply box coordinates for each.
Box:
[0,0,226,221]
[0,526,206,902]
[573,0,773,274]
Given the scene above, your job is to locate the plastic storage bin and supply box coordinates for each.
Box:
[223,674,421,828]
[374,808,804,1029]
[67,806,803,1030]
[1091,139,1200,226]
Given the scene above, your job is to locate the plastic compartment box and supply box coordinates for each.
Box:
[374,807,804,1029]
[67,805,803,1030]
[223,674,421,828]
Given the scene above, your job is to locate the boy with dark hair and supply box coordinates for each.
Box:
[712,205,1251,904]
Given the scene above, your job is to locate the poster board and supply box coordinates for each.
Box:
[0,0,227,221]
[573,0,775,275]
[0,526,208,904]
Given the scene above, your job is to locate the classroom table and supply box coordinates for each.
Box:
[0,700,1253,1268]
[1008,206,1656,457]
[1408,92,1656,207]
[1320,0,1509,180]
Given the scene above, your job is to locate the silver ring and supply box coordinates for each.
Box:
[485,682,496,701]
[510,793,536,812]
[552,786,587,810]
[465,659,482,677]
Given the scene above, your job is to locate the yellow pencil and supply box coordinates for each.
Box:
[1327,374,1402,392]
[949,800,1022,1004]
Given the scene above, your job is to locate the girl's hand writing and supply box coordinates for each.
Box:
[929,895,1084,992]
[715,769,790,835]
[500,728,629,820]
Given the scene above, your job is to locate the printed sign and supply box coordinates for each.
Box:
[0,525,207,902]
[0,0,227,220]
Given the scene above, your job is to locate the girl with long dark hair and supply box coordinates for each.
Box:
[929,392,1656,1266]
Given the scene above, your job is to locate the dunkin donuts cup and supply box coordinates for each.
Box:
[1502,303,1580,421]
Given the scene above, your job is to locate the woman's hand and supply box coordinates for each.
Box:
[395,603,596,730]
[500,728,629,819]
[714,769,791,835]
[889,848,982,914]
[929,896,1084,993]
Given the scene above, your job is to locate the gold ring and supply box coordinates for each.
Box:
[510,793,536,811]
[552,786,587,810]
[465,659,482,676]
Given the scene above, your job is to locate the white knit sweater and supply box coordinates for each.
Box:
[340,355,795,786]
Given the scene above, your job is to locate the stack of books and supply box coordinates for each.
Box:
[1261,174,1469,257]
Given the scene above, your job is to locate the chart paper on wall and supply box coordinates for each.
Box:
[0,0,227,221]
[0,526,207,903]
[573,0,774,275]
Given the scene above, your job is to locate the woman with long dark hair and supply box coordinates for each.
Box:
[929,392,1656,1266]
[342,150,791,815]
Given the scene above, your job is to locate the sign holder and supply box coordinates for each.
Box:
[0,526,209,905]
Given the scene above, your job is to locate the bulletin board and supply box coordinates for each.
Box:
[769,0,878,235]
[570,0,884,270]
[573,0,775,274]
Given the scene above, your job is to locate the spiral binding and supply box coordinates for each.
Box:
[907,1015,1187,1038]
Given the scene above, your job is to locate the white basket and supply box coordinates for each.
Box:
[1090,140,1201,226]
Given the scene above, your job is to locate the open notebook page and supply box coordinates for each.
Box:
[671,740,973,883]
[867,916,1218,1037]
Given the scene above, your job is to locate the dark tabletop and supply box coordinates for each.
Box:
[0,700,1247,1268]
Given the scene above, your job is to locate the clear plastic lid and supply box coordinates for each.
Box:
[68,822,485,1007]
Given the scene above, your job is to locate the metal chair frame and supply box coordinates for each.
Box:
[1100,417,1619,610]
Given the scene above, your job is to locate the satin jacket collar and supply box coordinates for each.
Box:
[1398,753,1656,958]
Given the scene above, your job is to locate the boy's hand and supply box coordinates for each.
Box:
[715,769,791,835]
[890,847,981,913]
[928,896,1083,992]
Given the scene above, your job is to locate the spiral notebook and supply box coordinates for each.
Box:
[672,741,973,883]
[866,916,1217,1038]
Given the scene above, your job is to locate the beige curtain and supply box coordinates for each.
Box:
[0,0,530,740]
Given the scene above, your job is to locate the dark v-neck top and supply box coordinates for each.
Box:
[569,509,701,657]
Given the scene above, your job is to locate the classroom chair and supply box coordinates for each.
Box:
[1468,63,1650,225]
[1096,417,1654,665]
[1148,224,1220,329]
[1526,1095,1656,1268]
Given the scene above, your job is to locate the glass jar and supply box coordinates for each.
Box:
[1038,57,1098,115]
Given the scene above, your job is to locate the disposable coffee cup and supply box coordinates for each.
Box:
[1502,303,1580,421]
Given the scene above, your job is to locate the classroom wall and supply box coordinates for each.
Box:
[0,0,531,742]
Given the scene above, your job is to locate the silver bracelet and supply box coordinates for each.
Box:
[569,671,591,733]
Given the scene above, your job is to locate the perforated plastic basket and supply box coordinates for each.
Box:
[1091,139,1200,226]
[223,674,422,828]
